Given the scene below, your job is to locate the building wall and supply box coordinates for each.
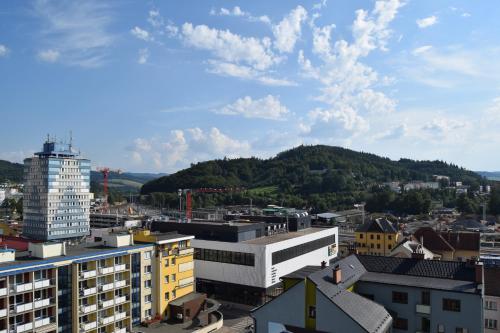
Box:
[355,281,482,333]
[484,295,500,333]
[454,250,480,261]
[355,231,399,256]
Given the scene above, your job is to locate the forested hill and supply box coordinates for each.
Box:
[141,145,485,195]
[0,160,23,183]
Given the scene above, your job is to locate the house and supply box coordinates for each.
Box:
[389,239,440,260]
[355,218,400,256]
[413,227,480,261]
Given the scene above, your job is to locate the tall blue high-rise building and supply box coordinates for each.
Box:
[23,138,91,240]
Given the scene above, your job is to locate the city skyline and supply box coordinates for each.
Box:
[1,0,500,173]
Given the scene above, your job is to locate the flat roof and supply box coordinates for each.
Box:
[242,227,333,245]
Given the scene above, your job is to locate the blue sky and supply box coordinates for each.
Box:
[1,0,500,173]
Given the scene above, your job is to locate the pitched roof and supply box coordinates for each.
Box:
[356,218,397,234]
[282,266,322,280]
[413,227,455,252]
[485,267,500,297]
[356,255,476,281]
[441,232,480,251]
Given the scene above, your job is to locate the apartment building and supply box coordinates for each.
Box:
[0,233,156,333]
[23,139,91,241]
[355,218,400,256]
[151,220,338,306]
[253,255,483,333]
[485,267,500,332]
[133,230,199,322]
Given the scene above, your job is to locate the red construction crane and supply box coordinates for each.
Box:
[181,187,245,221]
[96,167,122,213]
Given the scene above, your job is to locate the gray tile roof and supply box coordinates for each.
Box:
[356,218,398,234]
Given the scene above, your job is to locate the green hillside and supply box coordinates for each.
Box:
[0,160,23,183]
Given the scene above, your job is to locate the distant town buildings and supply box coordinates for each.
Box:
[403,181,439,191]
[355,218,400,256]
[22,138,92,241]
[413,227,480,261]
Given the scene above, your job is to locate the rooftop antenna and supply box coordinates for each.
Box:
[69,130,73,148]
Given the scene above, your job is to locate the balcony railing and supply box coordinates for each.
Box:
[178,248,194,256]
[416,304,431,315]
[114,328,126,333]
[114,264,126,272]
[10,322,33,333]
[99,283,114,292]
[34,317,51,328]
[114,312,126,321]
[0,308,6,317]
[99,299,114,309]
[34,279,51,289]
[11,302,33,314]
[80,321,97,332]
[10,282,32,293]
[114,280,126,289]
[114,296,126,305]
[80,270,97,279]
[79,304,97,314]
[0,288,7,296]
[100,315,115,326]
[80,287,97,297]
[99,267,114,275]
[34,298,52,309]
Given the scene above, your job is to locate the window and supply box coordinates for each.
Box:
[370,244,374,249]
[392,291,408,304]
[164,292,169,300]
[388,235,392,240]
[370,235,374,240]
[388,244,392,250]
[455,328,468,333]
[376,244,381,249]
[171,274,176,282]
[144,265,152,274]
[171,258,176,265]
[485,319,498,330]
[443,299,461,312]
[437,324,445,333]
[172,290,176,298]
[393,318,408,330]
[144,295,152,303]
[145,309,152,318]
[144,280,152,289]
[144,251,152,260]
[486,300,498,311]
[308,306,316,319]
[360,234,364,239]
[422,291,430,305]
[377,235,381,240]
[164,259,169,267]
[164,276,169,284]
[195,248,256,266]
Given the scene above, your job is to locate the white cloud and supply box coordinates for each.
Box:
[0,44,8,57]
[416,15,438,28]
[34,0,114,67]
[217,95,289,120]
[272,6,308,53]
[312,0,328,11]
[211,6,271,24]
[421,118,469,141]
[138,48,149,64]
[130,26,151,41]
[37,49,60,62]
[461,12,471,18]
[129,128,250,172]
[412,45,432,55]
[299,0,402,136]
[374,124,408,140]
[147,10,163,28]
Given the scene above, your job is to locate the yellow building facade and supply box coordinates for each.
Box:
[133,230,195,320]
[355,218,399,256]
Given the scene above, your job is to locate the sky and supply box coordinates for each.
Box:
[1,0,500,173]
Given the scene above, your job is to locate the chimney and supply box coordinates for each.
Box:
[321,261,327,269]
[475,262,483,284]
[333,265,341,284]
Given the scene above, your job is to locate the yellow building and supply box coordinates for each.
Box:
[134,230,195,320]
[355,218,399,256]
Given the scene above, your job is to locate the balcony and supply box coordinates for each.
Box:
[114,296,126,305]
[99,267,114,275]
[34,279,51,289]
[80,321,97,332]
[416,304,431,315]
[178,248,194,256]
[99,299,114,309]
[0,329,6,333]
[80,304,97,314]
[34,317,51,328]
[10,322,33,333]
[100,315,115,325]
[99,283,114,292]
[34,298,51,309]
[80,270,97,279]
[114,264,126,273]
[11,282,32,293]
[12,302,33,313]
[0,288,7,296]
[114,280,126,289]
[114,312,126,321]
[114,328,126,333]
[0,308,6,317]
[178,277,194,288]
[80,287,97,297]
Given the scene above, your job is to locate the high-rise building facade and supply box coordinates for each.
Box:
[23,139,91,241]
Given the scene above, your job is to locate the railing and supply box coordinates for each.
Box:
[99,267,114,275]
[11,282,32,293]
[114,280,126,289]
[34,298,51,309]
[0,308,6,317]
[34,317,51,328]
[178,248,194,256]
[100,315,114,325]
[416,304,431,315]
[80,304,97,314]
[114,264,126,272]
[10,322,33,333]
[34,279,51,289]
[12,302,33,313]
[114,328,126,333]
[114,296,126,305]
[80,270,97,279]
[80,287,97,297]
[178,277,194,288]
[115,312,126,321]
[99,283,114,292]
[80,321,97,332]
[99,299,114,309]
[0,288,7,296]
